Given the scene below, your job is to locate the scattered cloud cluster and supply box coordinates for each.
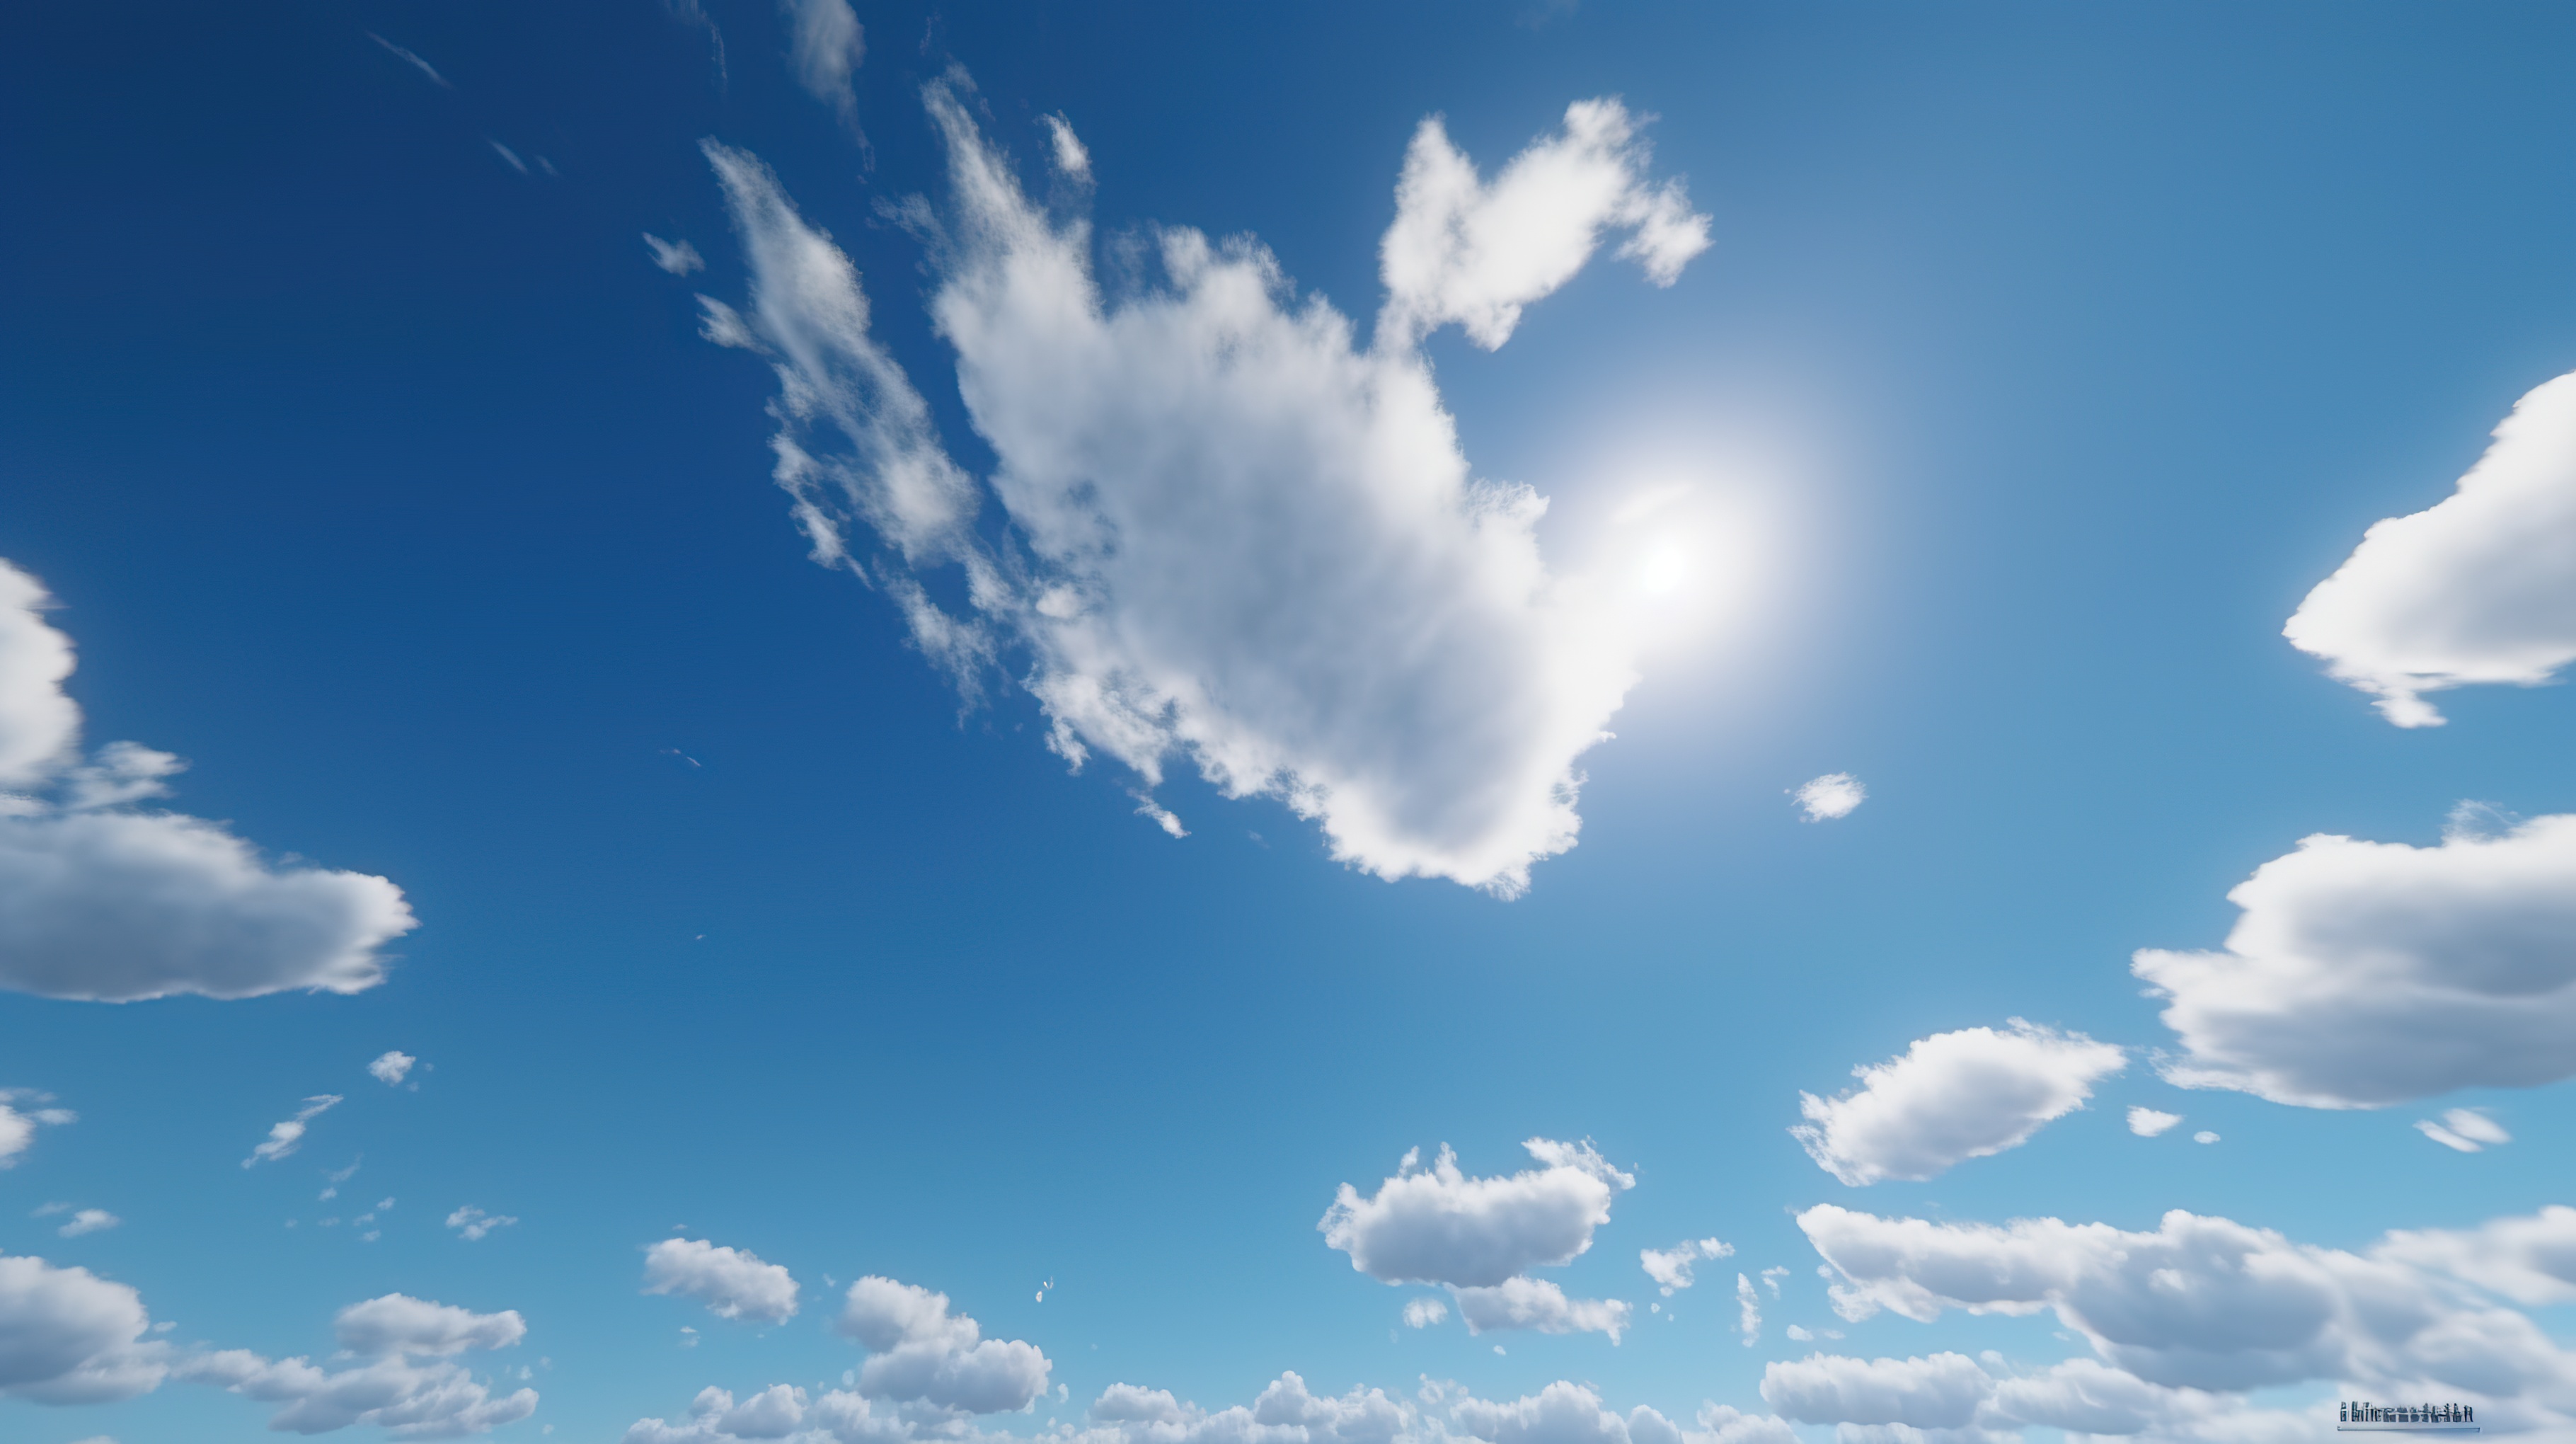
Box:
[2286,369,2576,726]
[2137,812,2576,1106]
[0,560,416,1002]
[1801,1201,2576,1432]
[1321,1140,1635,1342]
[836,1276,1050,1416]
[1638,1237,1730,1296]
[243,1095,341,1168]
[701,85,1713,895]
[0,1087,76,1168]
[1791,1021,2125,1185]
[183,1293,534,1435]
[645,1238,801,1324]
[1792,774,1865,823]
[446,1205,517,1242]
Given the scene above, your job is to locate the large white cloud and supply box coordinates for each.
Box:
[835,1276,1048,1415]
[1319,1140,1633,1288]
[1799,1201,2576,1431]
[2134,813,2576,1107]
[0,1253,165,1404]
[645,1238,801,1324]
[2284,369,2576,726]
[702,82,1713,895]
[0,559,416,1002]
[1791,1021,2125,1185]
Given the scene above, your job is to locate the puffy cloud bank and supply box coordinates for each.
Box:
[2134,813,2576,1107]
[1791,1021,2124,1185]
[835,1276,1050,1416]
[2286,369,2576,726]
[645,1237,801,1324]
[1800,1201,2576,1433]
[0,1253,164,1404]
[184,1292,535,1436]
[700,82,1712,895]
[0,559,415,1001]
[1320,1140,1635,1343]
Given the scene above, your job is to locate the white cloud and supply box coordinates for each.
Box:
[2135,812,2576,1107]
[333,1295,526,1358]
[2377,1205,2576,1306]
[243,1095,340,1168]
[0,1089,74,1169]
[1320,1140,1633,1288]
[182,1292,535,1436]
[701,86,1711,896]
[369,1050,417,1087]
[1042,114,1090,179]
[2192,1130,2219,1145]
[57,1209,117,1238]
[1735,1273,1761,1346]
[1377,101,1710,349]
[1761,1353,1991,1429]
[779,0,863,120]
[0,561,417,1002]
[2284,369,2576,726]
[1640,1237,1732,1295]
[2415,1108,2511,1153]
[644,1238,800,1324]
[646,234,707,275]
[445,1205,517,1242]
[1403,1297,1449,1328]
[1451,1277,1632,1343]
[1067,1371,1412,1444]
[834,1276,1049,1414]
[2125,1107,2183,1138]
[0,1253,165,1404]
[490,140,528,174]
[1793,774,1865,822]
[367,33,451,89]
[1792,1021,2125,1185]
[627,1384,914,1444]
[1799,1201,2576,1430]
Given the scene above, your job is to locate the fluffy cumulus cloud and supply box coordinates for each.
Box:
[645,1237,801,1324]
[1760,1352,1992,1429]
[2285,369,2576,726]
[369,1050,418,1087]
[2134,813,2576,1107]
[0,1087,74,1168]
[0,560,416,1001]
[1763,1351,2297,1443]
[2125,1107,2183,1138]
[624,1384,828,1443]
[1640,1237,1732,1295]
[1791,1021,2125,1186]
[0,1253,166,1404]
[1793,774,1865,823]
[183,1292,535,1436]
[835,1276,1049,1415]
[701,82,1713,895]
[1449,1381,1794,1444]
[1800,1201,2576,1433]
[1451,1277,1631,1343]
[1320,1140,1632,1288]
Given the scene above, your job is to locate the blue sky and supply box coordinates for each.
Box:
[6,3,2576,1443]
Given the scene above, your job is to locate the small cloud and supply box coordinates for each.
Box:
[368,33,452,88]
[57,1208,117,1237]
[31,1201,69,1217]
[2127,1106,2183,1138]
[243,1096,343,1168]
[645,235,706,276]
[1760,1265,1790,1295]
[1786,1324,1813,1341]
[1042,113,1090,179]
[1793,772,1865,822]
[1132,794,1187,838]
[446,1205,518,1242]
[2192,1130,2220,1145]
[489,141,529,175]
[2416,1108,2511,1153]
[326,1158,362,1184]
[1640,1237,1733,1295]
[368,1050,417,1087]
[1403,1297,1449,1329]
